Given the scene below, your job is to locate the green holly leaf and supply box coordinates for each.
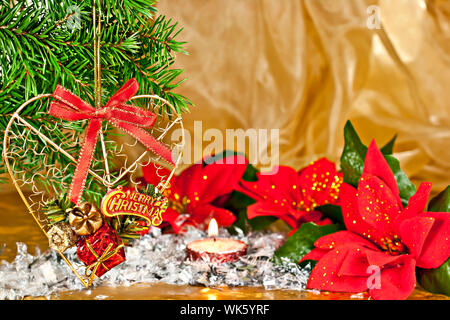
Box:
[272,222,343,265]
[427,186,450,212]
[225,190,255,211]
[202,150,247,166]
[315,204,344,225]
[340,121,367,187]
[225,191,277,234]
[416,186,450,296]
[340,121,415,206]
[230,209,278,235]
[380,134,397,155]
[242,163,259,182]
[248,215,278,230]
[417,258,450,297]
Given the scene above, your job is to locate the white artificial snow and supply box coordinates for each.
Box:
[0,227,311,299]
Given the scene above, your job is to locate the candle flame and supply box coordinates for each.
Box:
[208,218,218,237]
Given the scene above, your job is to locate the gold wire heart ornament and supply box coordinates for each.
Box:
[2,92,185,287]
[1,2,188,288]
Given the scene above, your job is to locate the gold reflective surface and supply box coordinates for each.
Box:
[1,191,447,300]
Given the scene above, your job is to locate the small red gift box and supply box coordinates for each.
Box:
[77,223,126,279]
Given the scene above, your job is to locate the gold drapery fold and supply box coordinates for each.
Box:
[156,0,450,192]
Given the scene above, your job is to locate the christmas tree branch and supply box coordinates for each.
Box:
[0,0,191,191]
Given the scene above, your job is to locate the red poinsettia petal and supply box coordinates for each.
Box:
[298,158,342,208]
[357,173,402,234]
[414,212,450,269]
[313,231,378,251]
[197,155,249,203]
[286,213,331,236]
[340,183,386,246]
[247,201,299,229]
[306,245,368,293]
[142,162,172,186]
[212,194,232,208]
[368,255,416,300]
[314,218,333,226]
[363,140,402,208]
[239,162,340,233]
[298,210,330,225]
[161,207,186,234]
[172,155,248,206]
[299,248,329,263]
[190,204,236,228]
[365,249,407,267]
[170,163,204,201]
[212,208,237,227]
[400,182,432,221]
[338,246,372,277]
[238,165,300,204]
[237,181,265,202]
[288,228,298,237]
[398,216,434,260]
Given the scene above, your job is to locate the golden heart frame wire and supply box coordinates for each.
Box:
[1,3,185,288]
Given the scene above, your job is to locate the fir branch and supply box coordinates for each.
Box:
[0,0,191,191]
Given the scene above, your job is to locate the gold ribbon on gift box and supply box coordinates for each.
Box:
[84,241,125,286]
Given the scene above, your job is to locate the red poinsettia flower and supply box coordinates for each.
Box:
[141,162,172,188]
[238,158,342,235]
[142,155,249,233]
[300,140,450,300]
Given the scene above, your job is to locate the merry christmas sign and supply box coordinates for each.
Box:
[101,186,168,227]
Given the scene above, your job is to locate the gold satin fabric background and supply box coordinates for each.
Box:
[0,0,449,195]
[156,0,450,193]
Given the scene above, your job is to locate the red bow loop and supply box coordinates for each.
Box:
[49,78,174,204]
[102,106,156,127]
[105,78,140,107]
[49,85,96,121]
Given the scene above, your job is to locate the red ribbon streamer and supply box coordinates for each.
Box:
[49,78,175,204]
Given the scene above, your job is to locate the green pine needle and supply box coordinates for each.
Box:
[0,0,191,207]
[42,192,76,224]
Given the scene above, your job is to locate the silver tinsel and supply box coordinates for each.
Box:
[0,227,312,300]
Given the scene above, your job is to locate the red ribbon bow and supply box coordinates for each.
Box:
[49,78,174,204]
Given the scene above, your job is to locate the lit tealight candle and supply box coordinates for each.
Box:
[186,218,247,263]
